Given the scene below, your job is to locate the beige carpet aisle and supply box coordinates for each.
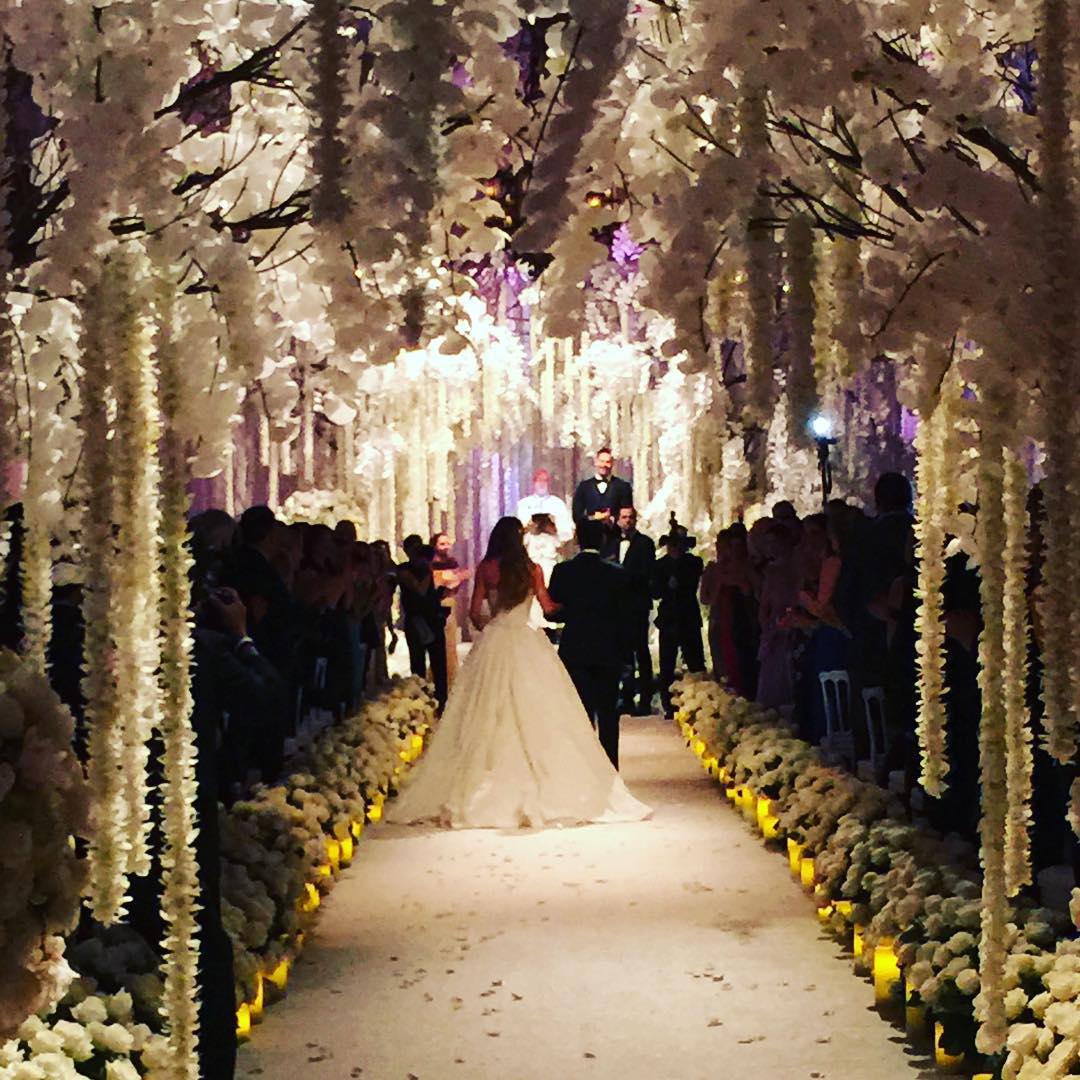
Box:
[238,719,926,1080]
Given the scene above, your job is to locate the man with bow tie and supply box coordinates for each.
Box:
[572,447,633,531]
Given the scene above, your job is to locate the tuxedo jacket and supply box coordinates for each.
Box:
[571,475,633,526]
[547,552,630,669]
[652,552,705,629]
[604,531,656,615]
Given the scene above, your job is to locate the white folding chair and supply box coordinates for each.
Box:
[862,686,889,776]
[819,670,854,764]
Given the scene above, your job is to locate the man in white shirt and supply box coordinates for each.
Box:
[516,469,573,632]
[516,468,574,549]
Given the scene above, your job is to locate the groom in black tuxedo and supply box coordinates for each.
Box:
[572,447,633,531]
[547,519,630,769]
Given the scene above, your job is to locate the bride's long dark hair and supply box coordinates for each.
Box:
[484,516,534,610]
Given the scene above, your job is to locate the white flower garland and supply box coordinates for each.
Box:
[18,462,52,675]
[78,272,130,924]
[108,257,163,883]
[974,382,1009,1055]
[154,286,200,1079]
[1035,0,1080,764]
[913,365,961,796]
[784,215,818,446]
[1002,448,1033,898]
[739,89,775,428]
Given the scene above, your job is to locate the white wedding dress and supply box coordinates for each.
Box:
[387,589,651,829]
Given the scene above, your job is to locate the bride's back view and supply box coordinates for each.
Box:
[388,517,649,829]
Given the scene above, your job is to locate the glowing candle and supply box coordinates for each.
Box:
[411,733,424,753]
[266,958,290,993]
[350,819,364,841]
[236,1004,252,1042]
[933,1022,965,1071]
[250,973,265,1021]
[787,838,803,878]
[368,800,383,823]
[905,978,927,1038]
[853,924,865,960]
[325,838,341,872]
[755,796,772,831]
[833,900,853,921]
[339,835,354,865]
[800,856,815,889]
[873,940,900,1005]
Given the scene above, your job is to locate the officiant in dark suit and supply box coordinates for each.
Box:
[572,447,633,531]
[604,506,656,715]
[653,516,706,718]
[547,519,631,769]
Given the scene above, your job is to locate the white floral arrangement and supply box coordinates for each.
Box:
[1,986,173,1080]
[0,650,91,1038]
[1003,940,1080,1078]
[278,489,367,530]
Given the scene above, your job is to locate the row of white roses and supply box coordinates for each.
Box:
[670,674,1079,1077]
[220,676,436,1004]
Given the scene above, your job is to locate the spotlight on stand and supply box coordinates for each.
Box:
[809,414,838,510]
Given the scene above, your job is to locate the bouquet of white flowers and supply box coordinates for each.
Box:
[0,650,91,1038]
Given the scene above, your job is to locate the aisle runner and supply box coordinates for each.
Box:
[237,719,919,1080]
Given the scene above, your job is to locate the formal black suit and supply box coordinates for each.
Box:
[547,551,630,768]
[571,475,633,528]
[604,529,656,713]
[653,551,707,716]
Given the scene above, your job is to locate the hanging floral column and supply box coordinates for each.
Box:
[1036,0,1080,763]
[108,256,163,884]
[78,270,129,923]
[784,214,818,446]
[913,363,961,796]
[973,378,1010,1055]
[1002,447,1033,896]
[155,287,201,1078]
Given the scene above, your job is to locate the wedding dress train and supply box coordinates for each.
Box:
[387,592,651,828]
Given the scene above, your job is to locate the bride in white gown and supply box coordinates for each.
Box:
[388,517,651,828]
